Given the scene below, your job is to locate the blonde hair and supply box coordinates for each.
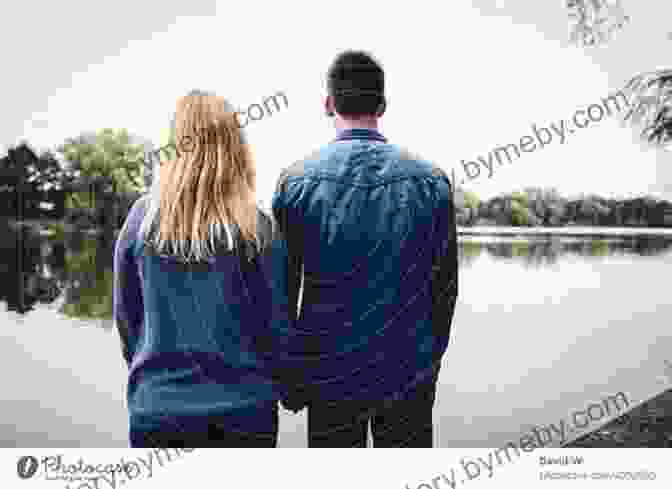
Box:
[140,90,258,262]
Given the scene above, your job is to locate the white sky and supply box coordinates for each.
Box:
[5,0,672,203]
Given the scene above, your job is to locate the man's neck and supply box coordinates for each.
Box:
[335,116,379,134]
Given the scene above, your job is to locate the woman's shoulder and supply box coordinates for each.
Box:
[128,195,151,228]
[118,195,151,248]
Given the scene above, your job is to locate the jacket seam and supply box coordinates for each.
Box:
[280,172,446,190]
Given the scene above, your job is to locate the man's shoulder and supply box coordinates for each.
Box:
[275,143,452,191]
[275,146,328,189]
[393,145,450,181]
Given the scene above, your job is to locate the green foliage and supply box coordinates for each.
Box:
[60,238,113,320]
[453,187,672,228]
[464,191,480,210]
[60,270,113,320]
[66,190,95,211]
[511,191,529,207]
[45,222,66,241]
[510,200,530,226]
[162,129,180,161]
[58,128,147,195]
[511,241,530,257]
[590,239,610,257]
[461,241,483,258]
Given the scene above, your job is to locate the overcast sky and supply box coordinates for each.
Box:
[4,0,672,203]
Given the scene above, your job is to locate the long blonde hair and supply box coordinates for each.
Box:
[140,90,258,262]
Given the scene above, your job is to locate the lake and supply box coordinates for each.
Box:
[2,222,671,447]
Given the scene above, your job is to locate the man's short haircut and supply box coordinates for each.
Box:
[327,50,385,118]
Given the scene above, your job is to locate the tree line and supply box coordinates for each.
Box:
[454,187,672,228]
[1,120,672,230]
[0,128,150,228]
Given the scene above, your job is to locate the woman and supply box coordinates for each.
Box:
[113,89,285,447]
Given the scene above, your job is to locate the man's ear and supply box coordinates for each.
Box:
[325,95,335,117]
[376,97,387,117]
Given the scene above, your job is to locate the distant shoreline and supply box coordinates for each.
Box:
[458,226,672,237]
[5,219,672,238]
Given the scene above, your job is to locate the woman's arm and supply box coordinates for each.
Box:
[113,197,148,367]
[257,208,293,367]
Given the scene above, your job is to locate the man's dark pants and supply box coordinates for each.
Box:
[307,374,438,448]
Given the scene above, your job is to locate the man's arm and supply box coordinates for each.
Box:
[271,171,303,322]
[431,171,459,369]
[270,171,308,412]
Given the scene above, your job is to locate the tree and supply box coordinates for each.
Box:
[563,2,672,150]
[0,143,71,219]
[510,199,530,226]
[58,128,147,195]
[567,0,629,47]
[58,129,148,227]
[0,142,70,190]
[511,191,528,208]
[60,235,114,321]
[622,70,672,150]
[30,150,71,191]
[464,190,480,210]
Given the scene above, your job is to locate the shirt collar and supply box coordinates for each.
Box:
[334,128,387,143]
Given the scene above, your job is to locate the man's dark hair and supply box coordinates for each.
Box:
[327,50,385,118]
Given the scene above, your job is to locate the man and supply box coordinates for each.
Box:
[272,50,458,447]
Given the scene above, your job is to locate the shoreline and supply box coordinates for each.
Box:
[458,226,672,237]
[5,219,672,238]
[566,388,672,447]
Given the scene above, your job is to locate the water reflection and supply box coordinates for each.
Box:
[61,230,115,323]
[458,236,672,268]
[1,224,671,323]
[0,222,114,323]
[0,222,64,313]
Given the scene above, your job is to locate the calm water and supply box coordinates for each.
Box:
[2,222,672,447]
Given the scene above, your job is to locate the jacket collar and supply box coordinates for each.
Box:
[334,128,387,143]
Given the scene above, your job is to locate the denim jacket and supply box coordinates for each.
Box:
[272,128,459,408]
[113,196,286,435]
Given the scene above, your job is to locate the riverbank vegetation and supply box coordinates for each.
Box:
[454,187,672,228]
[2,131,672,232]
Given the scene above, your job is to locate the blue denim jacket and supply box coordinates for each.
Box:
[113,197,285,435]
[272,128,459,408]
